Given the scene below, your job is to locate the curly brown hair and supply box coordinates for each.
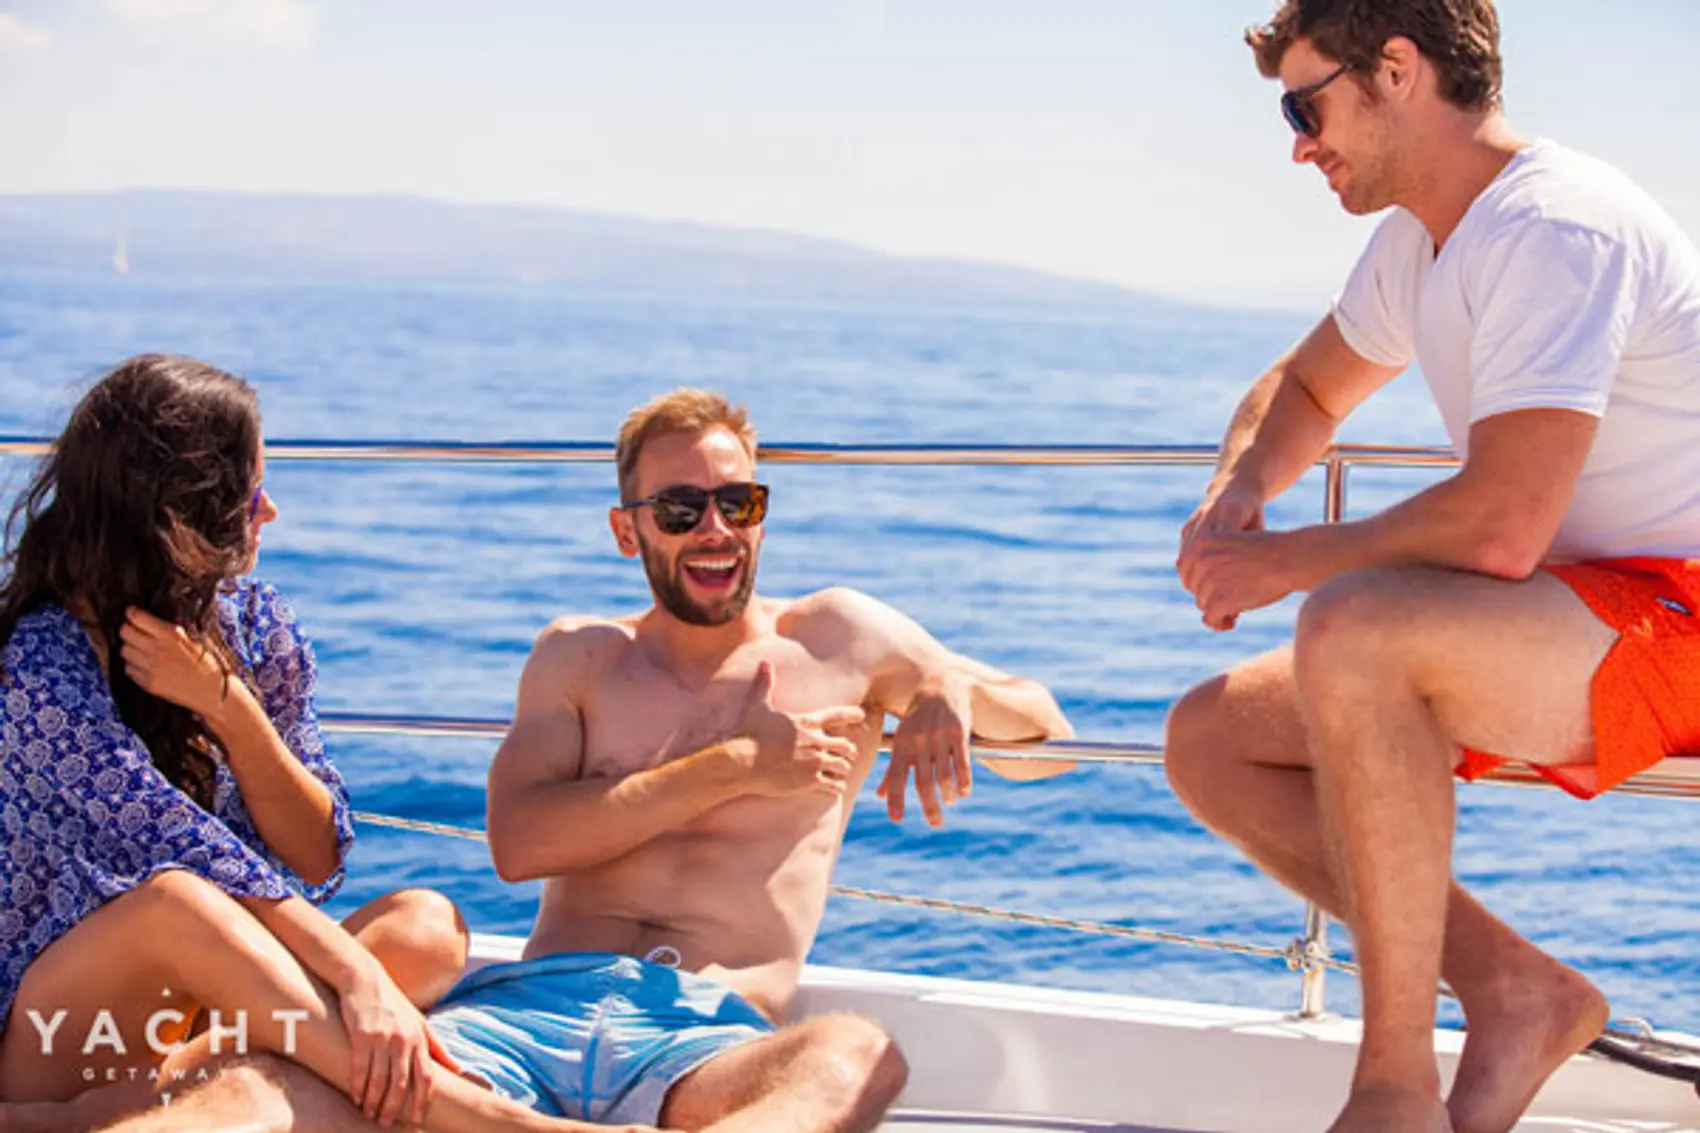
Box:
[1247,0,1503,111]
[0,355,263,809]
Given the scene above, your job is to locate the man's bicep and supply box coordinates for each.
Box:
[1453,409,1598,573]
[492,632,590,796]
[1288,315,1408,423]
[1461,408,1598,518]
[490,708,586,797]
[841,592,950,689]
[839,590,1016,706]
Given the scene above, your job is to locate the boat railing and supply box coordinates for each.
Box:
[8,435,1691,1022]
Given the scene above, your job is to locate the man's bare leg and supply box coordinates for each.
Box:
[7,1051,667,1133]
[87,1058,301,1133]
[1292,567,1614,1132]
[660,1014,907,1133]
[1165,571,1613,1133]
[0,1055,302,1133]
[74,1006,907,1133]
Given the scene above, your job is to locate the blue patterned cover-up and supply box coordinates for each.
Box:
[0,577,356,1027]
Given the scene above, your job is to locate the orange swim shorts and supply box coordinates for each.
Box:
[1456,556,1700,799]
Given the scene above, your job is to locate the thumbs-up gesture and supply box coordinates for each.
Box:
[738,661,866,798]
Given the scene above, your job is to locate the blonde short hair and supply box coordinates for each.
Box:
[615,389,758,501]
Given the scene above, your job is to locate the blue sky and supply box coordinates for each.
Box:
[0,0,1695,308]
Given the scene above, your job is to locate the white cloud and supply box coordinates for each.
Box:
[105,0,314,49]
[0,14,50,52]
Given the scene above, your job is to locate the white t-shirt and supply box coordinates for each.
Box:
[1333,139,1700,561]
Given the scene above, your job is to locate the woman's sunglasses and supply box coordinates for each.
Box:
[622,482,770,536]
[1282,61,1352,138]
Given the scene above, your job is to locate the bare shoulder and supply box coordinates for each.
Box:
[523,615,637,694]
[785,586,897,627]
[534,613,635,655]
[506,615,636,763]
[537,612,639,656]
[779,587,916,665]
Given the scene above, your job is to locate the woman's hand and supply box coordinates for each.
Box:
[339,961,458,1127]
[119,607,236,721]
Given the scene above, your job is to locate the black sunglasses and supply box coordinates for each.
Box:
[1282,62,1352,138]
[622,482,770,535]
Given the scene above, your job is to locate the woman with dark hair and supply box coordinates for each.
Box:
[0,357,622,1132]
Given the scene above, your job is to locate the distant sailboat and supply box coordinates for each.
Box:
[112,231,130,276]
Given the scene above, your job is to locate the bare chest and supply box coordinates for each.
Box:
[579,644,876,779]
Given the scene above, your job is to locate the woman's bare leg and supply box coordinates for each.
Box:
[340,889,470,1009]
[0,872,644,1132]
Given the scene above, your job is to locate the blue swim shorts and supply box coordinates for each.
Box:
[427,951,775,1125]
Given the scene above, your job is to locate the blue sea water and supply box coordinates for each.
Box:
[4,267,1698,1034]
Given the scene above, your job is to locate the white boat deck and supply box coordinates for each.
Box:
[882,1115,1177,1131]
[883,1116,1182,1131]
[879,1118,1699,1132]
[468,935,1700,1133]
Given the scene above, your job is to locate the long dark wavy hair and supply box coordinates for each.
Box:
[0,355,263,809]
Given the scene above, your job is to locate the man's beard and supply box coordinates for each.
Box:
[640,538,758,626]
[1332,113,1404,216]
[1339,158,1399,215]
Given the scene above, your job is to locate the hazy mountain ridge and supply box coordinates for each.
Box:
[0,189,1183,313]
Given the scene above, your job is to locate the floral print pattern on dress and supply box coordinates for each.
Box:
[0,578,354,1025]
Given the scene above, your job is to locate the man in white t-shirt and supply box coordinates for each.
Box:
[1164,2,1700,1132]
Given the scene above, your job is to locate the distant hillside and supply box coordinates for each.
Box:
[0,189,1180,313]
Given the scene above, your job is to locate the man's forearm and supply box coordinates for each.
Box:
[1211,359,1340,503]
[1284,472,1540,587]
[965,677,1073,743]
[489,739,755,882]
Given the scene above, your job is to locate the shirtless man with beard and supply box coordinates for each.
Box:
[422,388,1075,1132]
[17,389,1072,1133]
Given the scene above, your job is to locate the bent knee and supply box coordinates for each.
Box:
[351,888,469,1003]
[803,1014,908,1104]
[358,887,467,945]
[381,888,468,947]
[868,1031,909,1105]
[1163,678,1232,809]
[1294,569,1409,667]
[131,869,244,928]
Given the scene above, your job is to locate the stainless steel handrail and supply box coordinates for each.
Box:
[317,711,1700,799]
[1,436,1458,469]
[321,712,1111,760]
[0,433,1601,1020]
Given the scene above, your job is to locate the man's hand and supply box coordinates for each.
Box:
[738,662,864,798]
[1185,528,1304,630]
[119,607,242,721]
[1177,484,1266,630]
[878,673,972,828]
